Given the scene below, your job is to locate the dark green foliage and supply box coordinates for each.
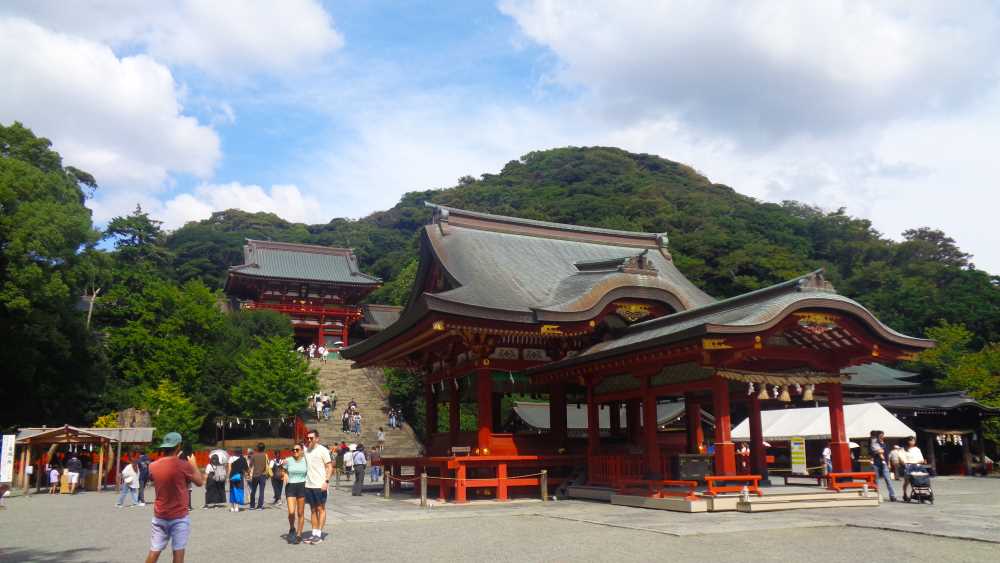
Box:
[0,122,107,428]
[231,335,319,417]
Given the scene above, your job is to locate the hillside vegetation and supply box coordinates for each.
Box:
[168,147,999,345]
[3,122,997,436]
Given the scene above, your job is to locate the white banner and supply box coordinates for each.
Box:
[0,434,15,483]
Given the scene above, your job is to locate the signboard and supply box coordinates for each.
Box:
[790,436,807,475]
[0,434,15,483]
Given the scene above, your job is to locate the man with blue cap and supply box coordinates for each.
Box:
[145,432,205,563]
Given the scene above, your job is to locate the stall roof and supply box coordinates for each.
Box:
[16,426,155,444]
[513,401,712,431]
[869,391,1000,413]
[841,363,920,389]
[731,403,915,441]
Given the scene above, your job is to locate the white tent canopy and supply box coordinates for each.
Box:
[731,402,915,442]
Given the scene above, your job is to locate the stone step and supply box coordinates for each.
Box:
[736,495,880,512]
[304,358,423,458]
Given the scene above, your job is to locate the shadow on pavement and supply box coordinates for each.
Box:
[0,546,107,563]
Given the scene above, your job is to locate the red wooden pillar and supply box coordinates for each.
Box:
[712,376,736,475]
[549,383,568,446]
[497,462,509,501]
[476,369,492,450]
[341,316,349,347]
[425,383,438,438]
[316,318,323,348]
[609,401,622,436]
[454,463,467,503]
[626,399,641,444]
[748,392,769,484]
[684,393,703,454]
[642,376,662,478]
[827,384,851,473]
[586,382,599,457]
[449,379,460,444]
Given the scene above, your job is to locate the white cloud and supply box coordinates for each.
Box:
[500,0,1000,144]
[0,0,343,77]
[0,18,220,197]
[159,182,322,229]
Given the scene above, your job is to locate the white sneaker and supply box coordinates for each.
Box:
[137,502,146,507]
[115,504,122,508]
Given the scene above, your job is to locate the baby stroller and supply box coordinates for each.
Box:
[905,464,934,504]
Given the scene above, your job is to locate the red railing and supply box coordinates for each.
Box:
[588,454,673,487]
[617,479,700,500]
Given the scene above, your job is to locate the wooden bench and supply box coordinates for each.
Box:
[704,475,763,497]
[826,471,876,492]
[617,479,699,501]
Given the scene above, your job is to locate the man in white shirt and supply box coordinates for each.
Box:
[821,445,833,475]
[302,430,333,545]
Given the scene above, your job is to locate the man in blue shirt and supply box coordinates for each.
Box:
[869,430,896,502]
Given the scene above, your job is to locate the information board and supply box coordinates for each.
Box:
[790,436,807,475]
[0,434,15,483]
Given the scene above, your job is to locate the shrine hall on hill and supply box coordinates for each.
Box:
[224,239,381,348]
[342,205,934,506]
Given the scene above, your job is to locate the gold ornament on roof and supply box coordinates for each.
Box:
[702,338,733,350]
[616,303,652,323]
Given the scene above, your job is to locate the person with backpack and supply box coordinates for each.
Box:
[270,450,285,506]
[204,454,228,508]
[137,452,151,503]
[228,450,248,512]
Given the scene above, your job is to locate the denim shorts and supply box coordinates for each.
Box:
[150,516,191,551]
[304,487,327,507]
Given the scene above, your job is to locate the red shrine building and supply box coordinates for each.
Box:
[225,239,381,348]
[342,205,934,503]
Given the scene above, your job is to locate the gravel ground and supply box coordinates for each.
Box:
[1,477,996,562]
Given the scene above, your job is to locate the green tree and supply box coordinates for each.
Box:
[0,121,107,427]
[231,336,318,416]
[145,380,204,444]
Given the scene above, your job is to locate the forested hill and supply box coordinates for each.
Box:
[167,146,999,344]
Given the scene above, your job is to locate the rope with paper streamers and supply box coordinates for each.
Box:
[717,369,847,385]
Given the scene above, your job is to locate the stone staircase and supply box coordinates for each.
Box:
[305,359,422,457]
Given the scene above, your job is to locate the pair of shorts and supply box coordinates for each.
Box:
[67,472,80,484]
[304,487,327,507]
[150,516,191,551]
[285,482,306,498]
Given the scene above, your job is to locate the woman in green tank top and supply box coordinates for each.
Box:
[283,444,308,544]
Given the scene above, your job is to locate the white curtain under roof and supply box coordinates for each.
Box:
[731,402,914,441]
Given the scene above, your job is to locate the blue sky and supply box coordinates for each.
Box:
[2,1,1000,273]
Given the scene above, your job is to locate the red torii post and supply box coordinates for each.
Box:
[748,391,769,484]
[476,368,492,450]
[712,375,736,475]
[827,383,851,472]
[641,374,662,478]
[684,393,704,453]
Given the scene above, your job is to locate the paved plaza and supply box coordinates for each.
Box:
[1,477,997,562]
